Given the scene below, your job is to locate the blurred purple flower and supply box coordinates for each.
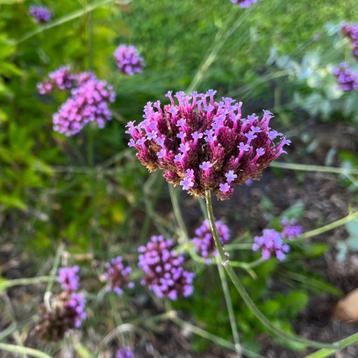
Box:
[66,293,87,328]
[333,63,358,92]
[192,220,230,261]
[252,229,290,261]
[103,256,134,295]
[58,266,80,292]
[138,235,194,300]
[116,347,134,358]
[231,0,259,8]
[127,90,290,200]
[281,219,303,240]
[114,44,144,76]
[29,5,52,23]
[342,23,358,60]
[53,76,115,136]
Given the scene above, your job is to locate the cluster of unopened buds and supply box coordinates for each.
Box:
[127,90,290,200]
[38,66,115,136]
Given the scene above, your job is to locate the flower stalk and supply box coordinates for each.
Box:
[204,190,349,350]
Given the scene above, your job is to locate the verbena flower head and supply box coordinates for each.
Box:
[116,347,134,358]
[333,63,358,92]
[342,23,358,59]
[29,5,52,23]
[103,256,134,295]
[231,0,259,8]
[58,266,80,292]
[127,90,290,200]
[252,229,289,261]
[34,292,86,341]
[138,235,194,300]
[281,218,303,240]
[114,44,144,76]
[53,76,115,136]
[192,220,230,261]
[37,66,75,95]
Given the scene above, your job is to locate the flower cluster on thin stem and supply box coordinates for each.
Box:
[127,90,290,200]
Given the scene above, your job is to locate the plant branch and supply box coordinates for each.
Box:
[204,190,357,350]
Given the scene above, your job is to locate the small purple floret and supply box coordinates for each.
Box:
[29,5,52,23]
[103,256,134,295]
[281,219,303,240]
[252,229,290,261]
[192,220,230,261]
[138,235,194,300]
[58,266,80,292]
[114,44,144,76]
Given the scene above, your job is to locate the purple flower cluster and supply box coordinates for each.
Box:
[114,45,144,76]
[116,347,134,358]
[192,220,230,261]
[138,235,194,300]
[58,266,80,292]
[29,5,52,23]
[281,219,303,240]
[53,77,115,136]
[37,66,75,95]
[333,63,358,92]
[252,229,289,261]
[127,90,290,200]
[65,293,87,328]
[342,23,358,60]
[231,0,259,8]
[38,66,115,136]
[103,256,134,295]
[57,266,86,328]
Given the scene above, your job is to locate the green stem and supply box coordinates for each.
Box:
[270,162,358,176]
[305,332,358,358]
[16,0,116,44]
[0,343,52,358]
[171,315,263,358]
[216,256,241,354]
[204,190,353,350]
[295,211,358,243]
[169,186,189,241]
[2,276,52,289]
